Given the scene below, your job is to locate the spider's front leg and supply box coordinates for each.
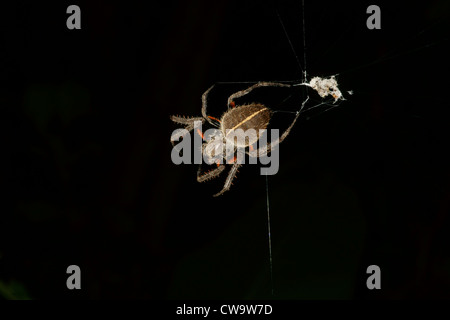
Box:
[170,116,204,146]
[249,109,301,157]
[227,82,291,109]
[202,85,221,127]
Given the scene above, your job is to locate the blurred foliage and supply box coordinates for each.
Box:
[0,279,31,300]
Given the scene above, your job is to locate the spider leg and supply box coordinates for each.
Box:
[197,163,226,183]
[227,82,291,109]
[213,162,242,197]
[202,85,220,127]
[248,109,301,157]
[170,115,204,125]
[170,116,204,145]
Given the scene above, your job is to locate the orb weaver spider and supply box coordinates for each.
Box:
[170,81,303,197]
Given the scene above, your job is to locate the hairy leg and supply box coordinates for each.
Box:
[197,163,226,183]
[170,116,204,145]
[227,82,291,109]
[249,110,300,157]
[201,85,221,127]
[213,162,242,197]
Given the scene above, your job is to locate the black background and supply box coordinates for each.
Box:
[1,0,450,299]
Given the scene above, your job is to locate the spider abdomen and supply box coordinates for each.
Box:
[221,103,271,148]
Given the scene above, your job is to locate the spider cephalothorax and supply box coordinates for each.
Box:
[170,82,301,197]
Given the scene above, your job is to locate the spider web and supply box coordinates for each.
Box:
[263,1,308,297]
[171,0,449,299]
[260,0,449,298]
[264,0,346,296]
[202,2,356,298]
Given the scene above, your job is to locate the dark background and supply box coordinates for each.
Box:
[1,0,450,299]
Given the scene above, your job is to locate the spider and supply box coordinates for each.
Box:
[170,81,303,197]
